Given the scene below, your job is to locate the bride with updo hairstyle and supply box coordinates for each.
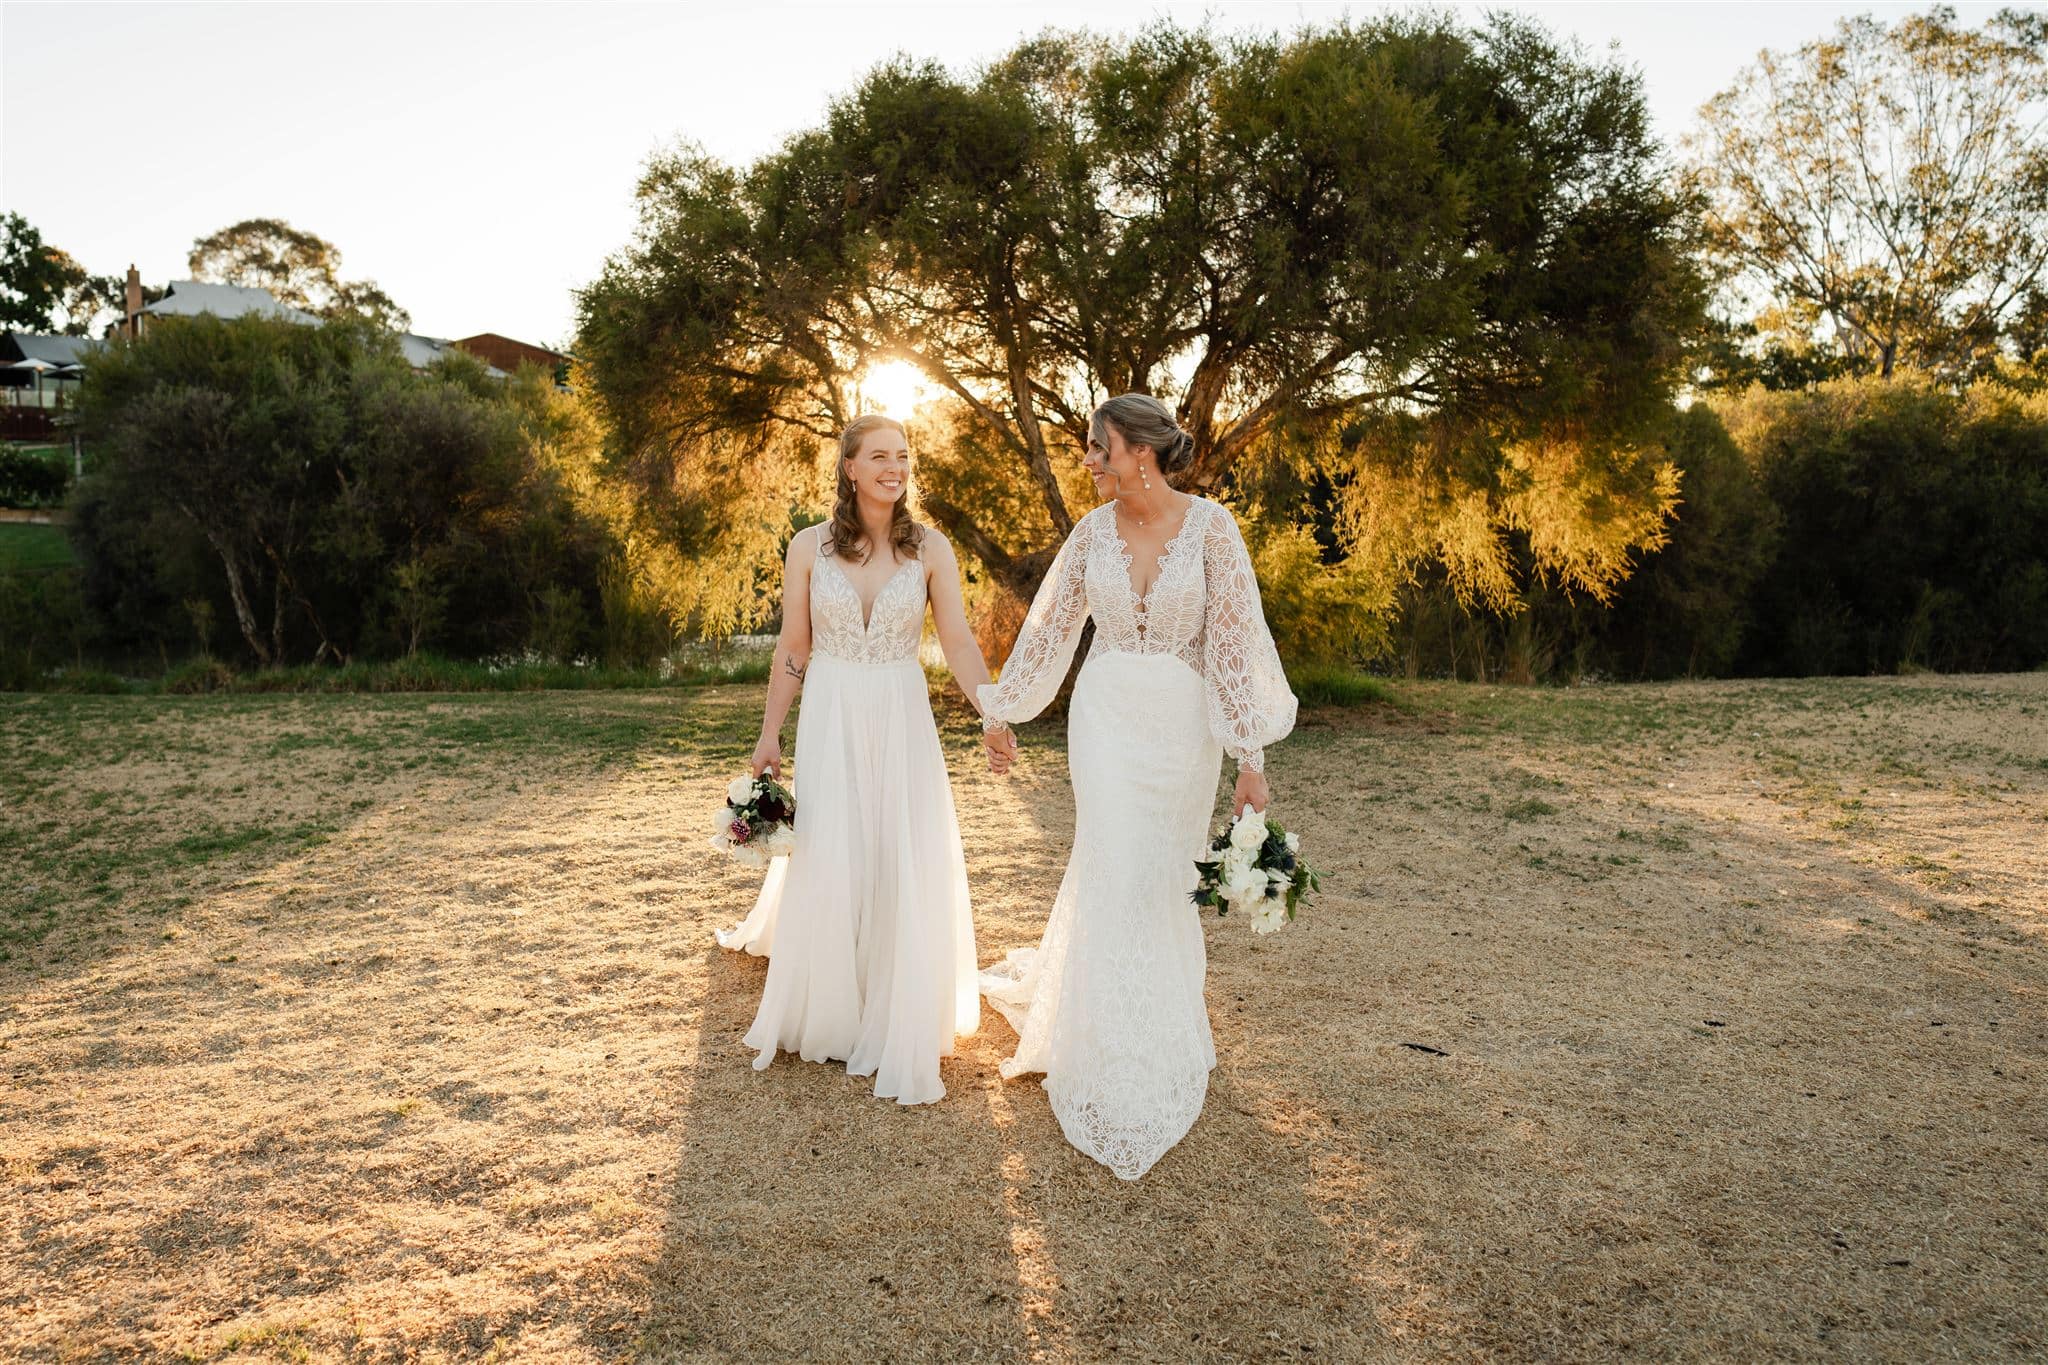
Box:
[716,413,1000,1106]
[977,391,1298,1179]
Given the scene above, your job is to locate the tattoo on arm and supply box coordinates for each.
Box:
[783,655,807,683]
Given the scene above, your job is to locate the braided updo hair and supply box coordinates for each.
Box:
[1090,393,1196,480]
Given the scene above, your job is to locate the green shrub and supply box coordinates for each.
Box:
[133,650,769,694]
[44,667,127,694]
[1289,663,1399,708]
[0,565,86,688]
[69,317,619,669]
[1383,381,2048,680]
[162,657,236,694]
[1595,403,1781,677]
[1719,374,2048,674]
[0,446,71,508]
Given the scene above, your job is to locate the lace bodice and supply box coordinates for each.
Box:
[810,532,928,665]
[978,498,1297,771]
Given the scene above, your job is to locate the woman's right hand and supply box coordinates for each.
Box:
[751,734,782,779]
[983,723,1017,776]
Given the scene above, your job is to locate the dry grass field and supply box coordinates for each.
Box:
[2,672,2044,1362]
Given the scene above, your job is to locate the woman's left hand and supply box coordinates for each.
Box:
[1232,768,1270,816]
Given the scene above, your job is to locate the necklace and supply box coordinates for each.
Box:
[1124,490,1179,528]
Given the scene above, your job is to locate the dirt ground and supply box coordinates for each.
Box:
[2,672,2044,1362]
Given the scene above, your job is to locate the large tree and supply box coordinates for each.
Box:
[70,315,608,667]
[1688,6,2048,381]
[54,272,134,338]
[0,214,165,337]
[188,218,412,331]
[578,15,1705,627]
[0,213,86,332]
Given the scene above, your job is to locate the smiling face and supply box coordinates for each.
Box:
[1083,421,1149,499]
[844,424,911,504]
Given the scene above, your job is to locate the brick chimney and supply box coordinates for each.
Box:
[124,265,142,337]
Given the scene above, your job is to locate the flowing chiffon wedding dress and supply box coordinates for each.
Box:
[978,496,1296,1178]
[716,528,979,1106]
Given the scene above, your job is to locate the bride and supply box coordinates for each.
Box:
[978,393,1297,1179]
[716,414,993,1106]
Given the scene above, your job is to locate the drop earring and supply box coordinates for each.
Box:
[1140,462,1152,490]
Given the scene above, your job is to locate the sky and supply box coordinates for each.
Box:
[0,1,2022,349]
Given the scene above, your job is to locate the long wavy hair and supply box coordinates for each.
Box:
[827,414,923,564]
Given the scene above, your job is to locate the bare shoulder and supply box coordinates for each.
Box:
[787,522,824,566]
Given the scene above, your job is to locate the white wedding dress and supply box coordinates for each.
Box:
[978,496,1296,1178]
[716,529,979,1106]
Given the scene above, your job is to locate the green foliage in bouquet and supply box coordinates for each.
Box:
[1191,809,1320,932]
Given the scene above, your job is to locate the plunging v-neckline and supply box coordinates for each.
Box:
[827,552,920,632]
[1108,498,1204,632]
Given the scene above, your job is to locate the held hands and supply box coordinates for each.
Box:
[750,733,782,779]
[1232,768,1270,815]
[983,722,1018,776]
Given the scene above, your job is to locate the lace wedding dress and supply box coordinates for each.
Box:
[978,497,1296,1178]
[716,529,979,1106]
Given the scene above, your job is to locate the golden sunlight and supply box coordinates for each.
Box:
[857,360,936,418]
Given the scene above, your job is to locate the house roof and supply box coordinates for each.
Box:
[451,333,572,372]
[140,280,321,325]
[400,332,508,378]
[2,332,94,366]
[398,332,453,368]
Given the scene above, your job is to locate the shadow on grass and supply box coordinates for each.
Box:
[620,717,1415,1361]
[623,943,1032,1358]
[5,674,2038,1358]
[1211,672,2048,1358]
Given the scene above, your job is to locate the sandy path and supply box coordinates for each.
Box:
[2,675,2043,1362]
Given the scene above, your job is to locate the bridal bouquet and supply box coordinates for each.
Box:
[1191,804,1318,934]
[710,772,796,868]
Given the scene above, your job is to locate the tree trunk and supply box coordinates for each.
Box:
[210,538,269,667]
[1176,347,1235,493]
[922,494,1059,602]
[990,284,1073,537]
[264,540,339,665]
[269,571,286,666]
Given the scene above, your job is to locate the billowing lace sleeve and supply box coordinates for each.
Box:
[977,516,1093,727]
[1201,504,1297,772]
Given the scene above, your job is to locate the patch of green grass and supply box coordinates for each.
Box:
[0,689,755,955]
[43,668,128,694]
[204,652,774,695]
[0,521,73,573]
[0,815,337,951]
[1503,797,1557,821]
[165,821,329,866]
[10,649,778,697]
[1289,664,1402,709]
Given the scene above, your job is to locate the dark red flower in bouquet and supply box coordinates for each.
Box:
[729,818,753,844]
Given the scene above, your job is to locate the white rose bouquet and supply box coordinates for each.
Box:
[1190,805,1318,934]
[709,772,797,868]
